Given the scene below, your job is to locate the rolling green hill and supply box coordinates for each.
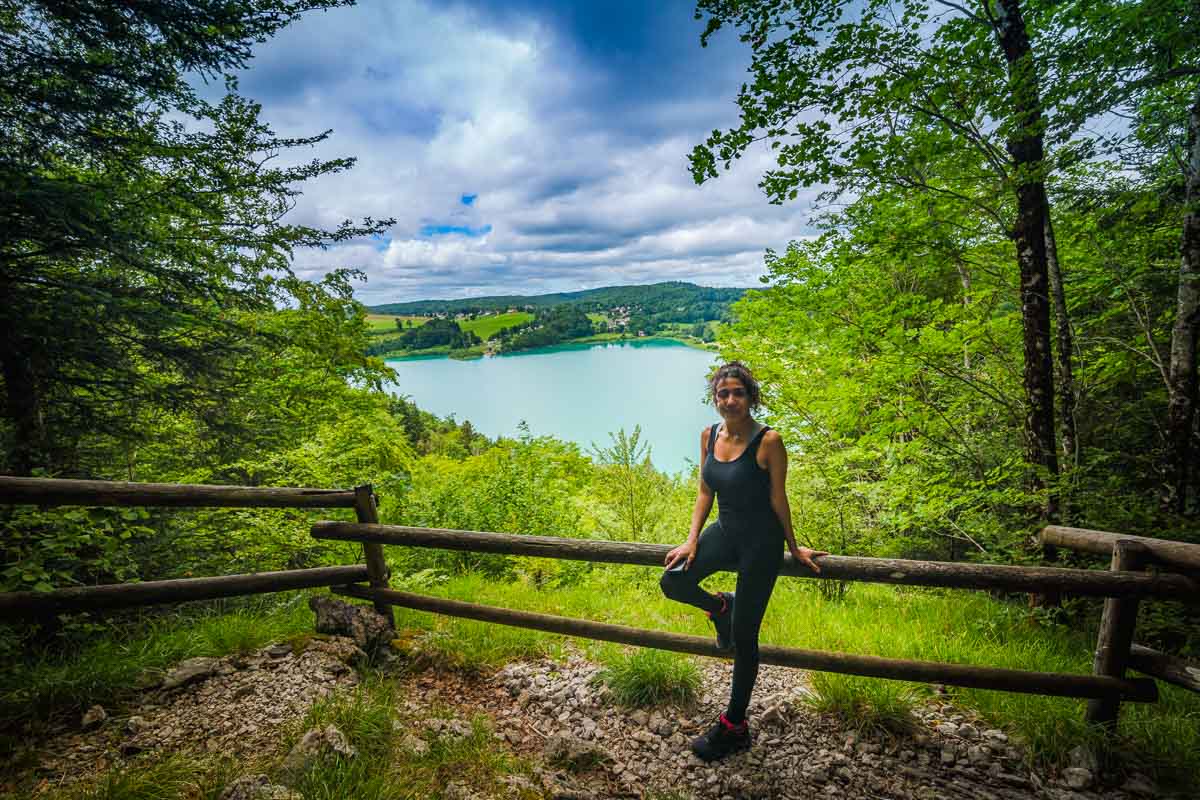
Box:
[367,281,747,320]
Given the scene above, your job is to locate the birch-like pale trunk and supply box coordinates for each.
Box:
[1165,87,1200,514]
[1045,213,1077,474]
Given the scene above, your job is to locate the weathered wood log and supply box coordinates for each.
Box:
[354,484,394,626]
[1129,644,1200,695]
[310,523,1200,601]
[1042,525,1200,572]
[333,584,1157,702]
[1086,541,1147,728]
[0,476,357,508]
[0,565,369,617]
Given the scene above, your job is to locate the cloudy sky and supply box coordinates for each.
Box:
[230,0,822,304]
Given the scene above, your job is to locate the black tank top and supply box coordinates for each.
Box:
[701,423,773,518]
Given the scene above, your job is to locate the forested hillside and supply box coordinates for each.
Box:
[369,281,745,319]
[364,282,737,356]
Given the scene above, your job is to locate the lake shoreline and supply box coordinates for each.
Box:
[380,334,717,361]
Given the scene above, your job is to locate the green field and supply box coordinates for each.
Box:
[459,311,534,339]
[366,314,427,335]
[367,312,532,343]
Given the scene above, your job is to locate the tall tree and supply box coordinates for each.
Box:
[689,0,1094,510]
[0,0,389,474]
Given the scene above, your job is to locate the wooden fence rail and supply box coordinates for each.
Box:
[1041,525,1200,573]
[0,476,357,509]
[1129,645,1200,694]
[333,583,1158,703]
[310,522,1200,602]
[0,566,370,617]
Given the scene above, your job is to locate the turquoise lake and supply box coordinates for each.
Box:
[385,339,720,474]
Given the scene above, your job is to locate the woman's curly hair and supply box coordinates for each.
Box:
[708,361,762,412]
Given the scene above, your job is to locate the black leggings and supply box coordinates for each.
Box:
[659,515,783,724]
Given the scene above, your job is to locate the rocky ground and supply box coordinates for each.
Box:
[467,655,1167,800]
[9,635,1180,800]
[11,635,365,791]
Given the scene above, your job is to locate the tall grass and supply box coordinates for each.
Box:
[598,648,700,707]
[804,673,919,737]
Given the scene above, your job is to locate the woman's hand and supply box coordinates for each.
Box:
[789,544,830,573]
[665,540,698,571]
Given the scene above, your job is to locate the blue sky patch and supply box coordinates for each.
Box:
[420,223,492,238]
[461,193,478,206]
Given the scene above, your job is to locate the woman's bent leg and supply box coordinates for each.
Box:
[724,539,783,725]
[659,521,736,615]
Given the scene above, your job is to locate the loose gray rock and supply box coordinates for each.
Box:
[278,724,357,784]
[219,774,302,800]
[398,732,430,757]
[267,644,292,659]
[442,780,475,800]
[80,705,106,730]
[1123,773,1157,797]
[161,656,220,690]
[1063,767,1095,790]
[1067,744,1100,774]
[544,733,609,771]
[125,715,152,734]
[308,596,392,655]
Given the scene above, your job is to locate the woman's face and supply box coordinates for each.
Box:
[714,376,751,421]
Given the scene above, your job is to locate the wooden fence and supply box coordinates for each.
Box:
[2,477,1199,733]
[312,521,1200,729]
[0,477,391,622]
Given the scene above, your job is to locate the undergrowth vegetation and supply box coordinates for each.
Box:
[3,568,1199,794]
[598,648,700,708]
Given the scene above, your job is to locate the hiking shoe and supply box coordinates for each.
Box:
[707,591,734,652]
[691,714,750,762]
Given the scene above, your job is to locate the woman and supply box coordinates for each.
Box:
[660,361,827,762]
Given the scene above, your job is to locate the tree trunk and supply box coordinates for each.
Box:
[993,0,1060,521]
[1164,88,1200,515]
[1045,213,1078,476]
[0,275,47,476]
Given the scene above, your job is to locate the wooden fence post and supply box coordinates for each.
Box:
[353,484,394,627]
[1086,539,1148,729]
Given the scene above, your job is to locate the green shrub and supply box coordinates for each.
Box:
[598,648,699,708]
[803,672,919,738]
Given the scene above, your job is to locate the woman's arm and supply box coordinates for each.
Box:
[665,427,716,568]
[761,430,827,573]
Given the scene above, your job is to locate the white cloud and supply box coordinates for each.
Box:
[236,0,821,302]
